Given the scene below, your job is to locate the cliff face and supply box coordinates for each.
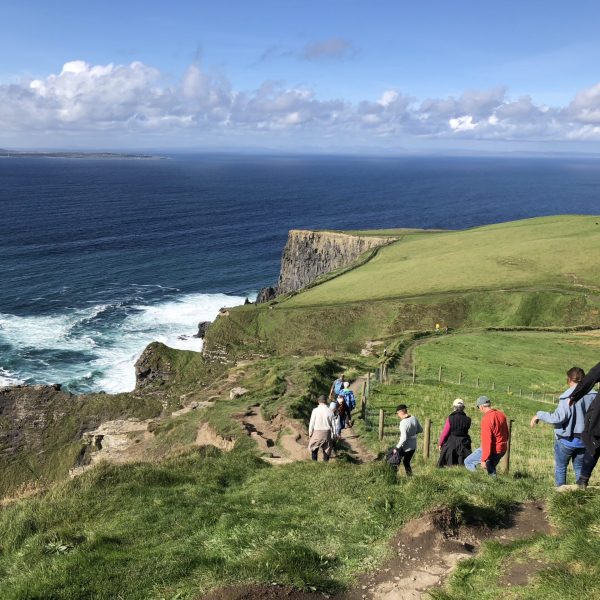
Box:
[276,230,393,295]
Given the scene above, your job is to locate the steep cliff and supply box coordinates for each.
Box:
[276,230,395,296]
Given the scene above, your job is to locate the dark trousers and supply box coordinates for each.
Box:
[578,447,600,485]
[397,448,415,475]
[311,448,330,462]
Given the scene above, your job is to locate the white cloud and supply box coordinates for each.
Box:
[3,59,600,146]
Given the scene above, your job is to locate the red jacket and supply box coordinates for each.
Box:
[480,409,509,461]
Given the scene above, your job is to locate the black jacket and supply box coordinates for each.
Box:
[570,361,600,454]
[438,411,472,467]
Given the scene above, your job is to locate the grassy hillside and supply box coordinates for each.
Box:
[286,215,600,306]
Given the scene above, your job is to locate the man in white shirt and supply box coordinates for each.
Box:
[308,395,334,461]
[393,404,423,475]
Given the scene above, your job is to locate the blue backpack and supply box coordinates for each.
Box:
[343,389,356,409]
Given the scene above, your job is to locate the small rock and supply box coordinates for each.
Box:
[229,387,249,400]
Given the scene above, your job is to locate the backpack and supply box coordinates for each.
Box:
[386,447,401,466]
[333,379,344,396]
[343,389,356,409]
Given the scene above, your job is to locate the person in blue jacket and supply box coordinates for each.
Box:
[530,366,596,486]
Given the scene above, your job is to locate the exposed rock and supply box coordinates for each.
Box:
[195,321,211,339]
[229,387,249,400]
[277,230,395,295]
[0,385,74,457]
[256,286,278,304]
[134,342,173,389]
[196,422,235,451]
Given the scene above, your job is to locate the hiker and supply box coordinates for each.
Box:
[308,395,333,462]
[329,401,342,455]
[330,373,345,400]
[342,381,356,427]
[567,361,600,488]
[530,367,595,487]
[337,394,348,430]
[464,396,509,475]
[437,398,472,467]
[393,404,423,476]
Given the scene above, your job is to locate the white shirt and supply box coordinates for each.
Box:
[309,404,333,436]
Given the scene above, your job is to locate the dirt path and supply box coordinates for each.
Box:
[339,501,551,600]
[236,406,309,464]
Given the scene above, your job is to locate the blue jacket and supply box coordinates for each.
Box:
[536,385,597,440]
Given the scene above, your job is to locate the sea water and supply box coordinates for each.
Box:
[1,154,599,392]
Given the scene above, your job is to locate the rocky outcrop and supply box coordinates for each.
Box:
[195,321,211,339]
[276,230,395,295]
[256,286,278,304]
[0,384,73,457]
[134,342,175,389]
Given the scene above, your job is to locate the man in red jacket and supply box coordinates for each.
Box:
[464,396,509,475]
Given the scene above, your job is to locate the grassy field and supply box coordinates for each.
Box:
[284,215,600,306]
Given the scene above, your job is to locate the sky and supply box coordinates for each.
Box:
[2,0,600,153]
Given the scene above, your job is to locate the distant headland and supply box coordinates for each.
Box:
[0,149,162,159]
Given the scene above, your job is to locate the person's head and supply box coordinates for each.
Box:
[396,403,408,417]
[337,395,345,404]
[343,381,350,389]
[566,367,585,386]
[476,396,492,412]
[317,395,327,405]
[338,373,345,380]
[452,398,465,412]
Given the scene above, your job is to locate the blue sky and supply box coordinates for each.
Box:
[2,0,600,152]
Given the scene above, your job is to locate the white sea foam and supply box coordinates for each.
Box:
[0,292,249,394]
[0,368,24,388]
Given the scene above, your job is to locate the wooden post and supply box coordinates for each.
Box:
[378,409,385,441]
[519,388,522,397]
[476,376,479,388]
[412,364,416,384]
[458,371,462,385]
[438,366,442,382]
[361,381,367,419]
[501,420,514,474]
[507,385,511,394]
[366,372,371,398]
[492,381,495,391]
[423,418,431,460]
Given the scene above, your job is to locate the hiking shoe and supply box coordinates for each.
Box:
[576,480,588,490]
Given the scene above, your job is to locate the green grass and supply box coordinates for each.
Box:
[0,448,548,599]
[285,215,600,306]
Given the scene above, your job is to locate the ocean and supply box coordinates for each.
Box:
[1,154,599,393]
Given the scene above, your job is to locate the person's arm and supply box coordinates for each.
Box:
[396,420,407,449]
[438,418,451,447]
[309,410,316,438]
[480,415,492,462]
[416,419,423,434]
[535,401,569,427]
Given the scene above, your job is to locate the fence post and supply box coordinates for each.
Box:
[519,388,522,397]
[458,371,462,385]
[423,418,431,460]
[378,409,385,441]
[492,381,495,391]
[412,364,416,384]
[476,376,479,388]
[501,420,514,474]
[366,372,371,398]
[507,385,511,394]
[361,381,367,420]
[438,366,442,382]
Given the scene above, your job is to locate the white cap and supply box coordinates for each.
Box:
[453,398,465,408]
[343,381,350,388]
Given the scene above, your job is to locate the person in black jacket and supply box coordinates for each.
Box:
[568,361,600,488]
[437,398,472,467]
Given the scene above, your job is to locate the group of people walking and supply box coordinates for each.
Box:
[308,373,356,461]
[309,362,600,488]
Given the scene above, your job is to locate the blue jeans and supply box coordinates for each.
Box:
[554,439,585,487]
[464,447,505,475]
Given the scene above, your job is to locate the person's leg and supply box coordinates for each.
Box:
[486,452,504,476]
[464,447,482,472]
[402,449,416,476]
[554,440,570,487]
[572,448,586,483]
[311,449,318,461]
[577,448,600,488]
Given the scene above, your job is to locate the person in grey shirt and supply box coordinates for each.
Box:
[392,404,423,476]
